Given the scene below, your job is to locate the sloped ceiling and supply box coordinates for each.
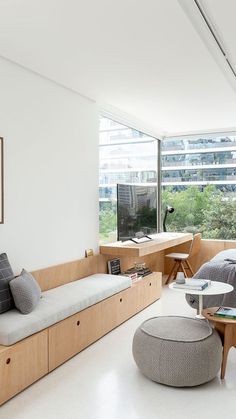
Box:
[0,0,236,135]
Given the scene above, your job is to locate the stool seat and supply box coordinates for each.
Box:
[132,316,222,387]
[165,253,189,260]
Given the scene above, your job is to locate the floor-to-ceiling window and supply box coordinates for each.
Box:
[161,134,236,239]
[99,117,160,243]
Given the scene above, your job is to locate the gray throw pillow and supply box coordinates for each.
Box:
[10,269,41,314]
[0,253,15,314]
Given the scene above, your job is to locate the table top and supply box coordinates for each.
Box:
[169,280,234,296]
[100,232,192,257]
[202,307,236,324]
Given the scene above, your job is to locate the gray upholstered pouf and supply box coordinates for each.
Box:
[132,316,222,387]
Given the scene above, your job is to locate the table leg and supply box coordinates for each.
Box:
[221,324,234,379]
[196,294,205,319]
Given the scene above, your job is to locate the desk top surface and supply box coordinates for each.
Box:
[100,232,192,257]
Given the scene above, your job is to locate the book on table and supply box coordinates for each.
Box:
[173,279,210,291]
[214,307,236,319]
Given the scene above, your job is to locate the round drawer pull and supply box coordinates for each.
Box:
[77,320,80,326]
[120,298,123,302]
[149,282,152,286]
[6,358,11,365]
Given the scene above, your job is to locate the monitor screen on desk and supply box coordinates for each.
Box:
[117,184,157,241]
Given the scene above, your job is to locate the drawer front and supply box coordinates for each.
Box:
[101,293,120,334]
[0,330,48,405]
[138,273,162,309]
[117,285,140,322]
[49,303,103,371]
[101,286,139,333]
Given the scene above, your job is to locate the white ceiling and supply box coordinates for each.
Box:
[0,0,236,136]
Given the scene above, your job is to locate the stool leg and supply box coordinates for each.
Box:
[180,261,188,278]
[185,259,194,276]
[166,261,178,284]
[173,262,181,281]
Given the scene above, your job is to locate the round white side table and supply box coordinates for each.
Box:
[169,280,234,318]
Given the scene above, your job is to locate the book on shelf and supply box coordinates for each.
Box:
[122,266,152,277]
[107,258,121,275]
[214,307,236,319]
[173,279,210,291]
[122,271,138,281]
[122,272,143,283]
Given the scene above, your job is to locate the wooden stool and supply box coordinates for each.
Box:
[165,233,201,284]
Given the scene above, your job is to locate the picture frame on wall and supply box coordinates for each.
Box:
[0,138,3,224]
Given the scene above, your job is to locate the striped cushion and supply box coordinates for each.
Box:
[0,253,15,314]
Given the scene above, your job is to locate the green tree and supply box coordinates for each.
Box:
[161,185,234,238]
[99,209,117,239]
[202,197,236,239]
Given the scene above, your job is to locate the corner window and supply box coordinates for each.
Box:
[99,117,160,244]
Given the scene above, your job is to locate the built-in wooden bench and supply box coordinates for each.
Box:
[0,255,162,405]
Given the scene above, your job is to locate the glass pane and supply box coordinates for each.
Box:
[161,135,236,239]
[99,117,158,244]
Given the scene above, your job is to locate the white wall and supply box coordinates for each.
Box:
[0,57,99,273]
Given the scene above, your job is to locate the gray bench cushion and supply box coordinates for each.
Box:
[0,273,131,346]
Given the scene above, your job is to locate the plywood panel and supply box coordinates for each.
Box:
[100,252,165,277]
[32,255,101,291]
[100,233,192,257]
[48,272,162,371]
[0,331,48,405]
[138,273,162,309]
[48,302,103,371]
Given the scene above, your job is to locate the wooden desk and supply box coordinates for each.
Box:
[100,232,192,257]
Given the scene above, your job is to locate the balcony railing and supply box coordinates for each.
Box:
[161,141,236,152]
[162,174,236,183]
[162,159,236,168]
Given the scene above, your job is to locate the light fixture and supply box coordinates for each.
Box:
[163,205,174,232]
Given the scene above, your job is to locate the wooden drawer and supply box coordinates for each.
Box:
[136,272,162,310]
[101,273,161,332]
[101,285,139,332]
[100,293,120,334]
[0,330,48,406]
[48,302,103,371]
[117,285,140,322]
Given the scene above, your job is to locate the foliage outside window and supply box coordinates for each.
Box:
[162,135,236,239]
[162,185,236,239]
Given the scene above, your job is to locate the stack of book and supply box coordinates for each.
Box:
[173,279,210,291]
[214,307,236,319]
[122,272,142,283]
[123,266,152,277]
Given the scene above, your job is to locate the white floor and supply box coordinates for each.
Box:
[1,287,236,419]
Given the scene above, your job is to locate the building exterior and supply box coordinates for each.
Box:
[99,118,158,211]
[162,135,236,192]
[100,118,236,208]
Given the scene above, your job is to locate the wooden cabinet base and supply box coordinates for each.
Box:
[0,272,161,404]
[0,330,48,406]
[49,272,161,371]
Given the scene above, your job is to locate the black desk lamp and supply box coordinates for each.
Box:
[163,205,174,232]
